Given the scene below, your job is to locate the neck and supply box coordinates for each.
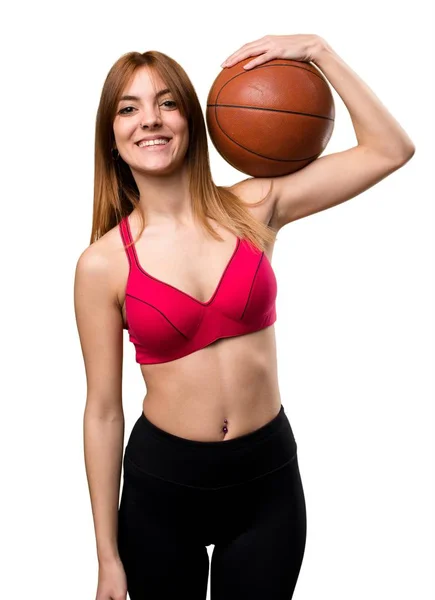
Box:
[132,163,195,228]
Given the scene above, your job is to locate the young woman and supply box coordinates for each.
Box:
[74,34,415,600]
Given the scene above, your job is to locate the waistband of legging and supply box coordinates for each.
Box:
[123,403,298,489]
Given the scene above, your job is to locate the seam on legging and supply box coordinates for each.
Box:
[123,451,297,491]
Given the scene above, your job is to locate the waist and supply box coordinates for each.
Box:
[141,387,282,442]
[123,403,298,489]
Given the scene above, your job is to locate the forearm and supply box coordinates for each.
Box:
[83,410,125,564]
[312,39,415,160]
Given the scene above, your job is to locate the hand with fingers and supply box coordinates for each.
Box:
[221,34,326,70]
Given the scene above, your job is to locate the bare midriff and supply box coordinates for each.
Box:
[139,324,281,442]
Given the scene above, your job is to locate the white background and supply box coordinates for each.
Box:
[1,0,433,599]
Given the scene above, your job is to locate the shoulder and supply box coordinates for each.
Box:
[75,227,116,275]
[74,224,124,307]
[228,176,273,198]
[227,177,276,227]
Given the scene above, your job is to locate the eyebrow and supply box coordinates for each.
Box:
[118,88,171,103]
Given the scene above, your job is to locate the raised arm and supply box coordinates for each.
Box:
[74,242,125,568]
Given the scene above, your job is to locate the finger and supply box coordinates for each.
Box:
[242,56,268,70]
[222,44,263,65]
[222,44,266,67]
[225,37,265,57]
[243,50,277,70]
[221,39,267,65]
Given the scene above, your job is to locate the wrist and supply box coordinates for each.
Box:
[98,547,121,566]
[98,554,122,568]
[311,37,335,65]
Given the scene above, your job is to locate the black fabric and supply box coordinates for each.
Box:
[117,403,307,599]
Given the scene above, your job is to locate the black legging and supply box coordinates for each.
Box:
[117,403,307,599]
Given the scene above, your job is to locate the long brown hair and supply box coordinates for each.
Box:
[91,50,276,252]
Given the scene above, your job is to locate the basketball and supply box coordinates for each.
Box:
[206,57,335,177]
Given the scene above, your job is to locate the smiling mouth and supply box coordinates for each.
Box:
[136,138,171,148]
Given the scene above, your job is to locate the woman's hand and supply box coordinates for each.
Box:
[96,557,128,600]
[221,34,326,70]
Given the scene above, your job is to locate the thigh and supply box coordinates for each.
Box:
[117,459,210,600]
[210,454,307,600]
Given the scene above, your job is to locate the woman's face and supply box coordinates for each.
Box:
[113,66,189,175]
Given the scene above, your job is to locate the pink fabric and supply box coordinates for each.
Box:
[119,215,277,364]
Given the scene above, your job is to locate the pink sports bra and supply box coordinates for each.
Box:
[119,214,277,364]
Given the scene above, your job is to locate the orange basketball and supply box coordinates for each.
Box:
[206,57,335,177]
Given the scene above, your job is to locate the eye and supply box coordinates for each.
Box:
[118,101,176,115]
[118,106,135,115]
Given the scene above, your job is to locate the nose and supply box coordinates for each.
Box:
[140,105,162,128]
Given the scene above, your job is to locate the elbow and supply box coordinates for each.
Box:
[403,144,416,161]
[84,396,124,421]
[389,144,416,167]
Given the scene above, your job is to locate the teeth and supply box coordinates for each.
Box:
[138,139,169,147]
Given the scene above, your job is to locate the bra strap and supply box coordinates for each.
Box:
[119,215,136,269]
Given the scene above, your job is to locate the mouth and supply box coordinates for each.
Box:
[135,137,171,149]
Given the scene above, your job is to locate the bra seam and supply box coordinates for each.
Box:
[118,217,132,331]
[126,292,188,338]
[119,216,135,270]
[240,252,265,320]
